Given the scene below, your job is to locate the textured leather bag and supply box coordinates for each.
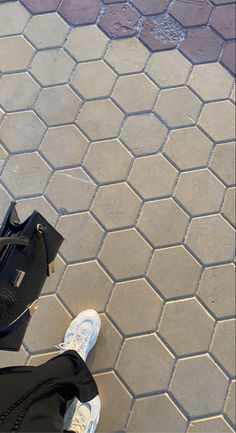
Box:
[0,203,63,351]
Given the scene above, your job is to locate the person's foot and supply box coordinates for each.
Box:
[57,309,101,361]
[64,396,101,433]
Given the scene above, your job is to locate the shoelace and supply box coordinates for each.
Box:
[56,333,88,359]
[70,415,88,433]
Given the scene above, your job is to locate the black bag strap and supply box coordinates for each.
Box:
[0,237,29,248]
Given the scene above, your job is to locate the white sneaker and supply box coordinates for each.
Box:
[64,396,101,433]
[57,309,101,361]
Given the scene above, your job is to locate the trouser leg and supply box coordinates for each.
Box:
[0,350,98,433]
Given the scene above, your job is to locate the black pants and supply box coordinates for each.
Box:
[0,350,98,432]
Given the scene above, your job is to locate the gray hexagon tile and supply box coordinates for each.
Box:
[199,101,235,142]
[222,188,236,226]
[127,394,187,433]
[57,213,104,263]
[0,111,46,152]
[120,113,167,156]
[185,215,235,265]
[16,196,58,227]
[159,298,215,356]
[24,13,69,49]
[40,125,88,169]
[116,334,175,395]
[0,73,40,112]
[107,279,163,336]
[34,85,81,126]
[30,49,75,86]
[1,153,51,198]
[164,127,213,171]
[0,2,30,37]
[94,372,133,432]
[84,139,133,184]
[147,50,191,89]
[0,35,34,73]
[91,183,141,230]
[224,381,236,428]
[99,229,152,280]
[65,26,109,62]
[148,246,202,299]
[58,260,113,314]
[170,355,229,417]
[138,199,189,248]
[210,319,236,378]
[46,168,96,213]
[175,169,225,216]
[71,61,117,100]
[105,38,149,75]
[210,142,235,186]
[128,154,178,200]
[198,264,235,319]
[77,99,124,141]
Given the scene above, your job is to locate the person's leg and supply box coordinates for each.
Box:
[0,310,101,433]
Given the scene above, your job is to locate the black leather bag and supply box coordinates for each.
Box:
[0,203,63,351]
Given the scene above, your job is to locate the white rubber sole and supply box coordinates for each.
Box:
[64,396,101,433]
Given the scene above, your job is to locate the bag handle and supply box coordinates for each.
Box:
[0,237,29,248]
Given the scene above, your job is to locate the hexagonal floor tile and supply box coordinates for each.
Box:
[58,0,100,26]
[198,264,235,319]
[0,2,30,37]
[222,188,235,226]
[0,111,46,152]
[0,347,28,369]
[31,49,75,86]
[221,40,236,76]
[24,295,72,353]
[138,199,189,248]
[24,13,69,49]
[99,229,152,280]
[40,125,88,169]
[148,246,201,299]
[94,372,132,432]
[91,183,141,230]
[77,99,124,140]
[185,215,235,265]
[189,64,234,102]
[175,169,225,216]
[120,114,167,156]
[71,61,116,100]
[87,314,123,373]
[116,335,174,395]
[0,73,40,112]
[2,153,51,198]
[170,355,229,417]
[159,298,215,356]
[210,142,235,186]
[35,86,81,126]
[107,279,162,336]
[57,213,104,262]
[210,319,236,378]
[98,3,140,38]
[127,394,187,433]
[199,101,235,142]
[105,38,149,74]
[112,74,158,113]
[0,145,8,174]
[58,260,113,314]
[170,0,212,27]
[65,26,109,62]
[16,196,58,227]
[0,35,34,73]
[210,4,235,39]
[131,0,170,15]
[84,139,132,184]
[155,87,202,128]
[188,416,234,433]
[164,127,213,170]
[128,154,178,200]
[224,381,236,428]
[147,50,191,88]
[179,27,223,64]
[21,0,61,13]
[46,168,96,213]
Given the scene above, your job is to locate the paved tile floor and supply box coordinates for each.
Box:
[0,1,235,432]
